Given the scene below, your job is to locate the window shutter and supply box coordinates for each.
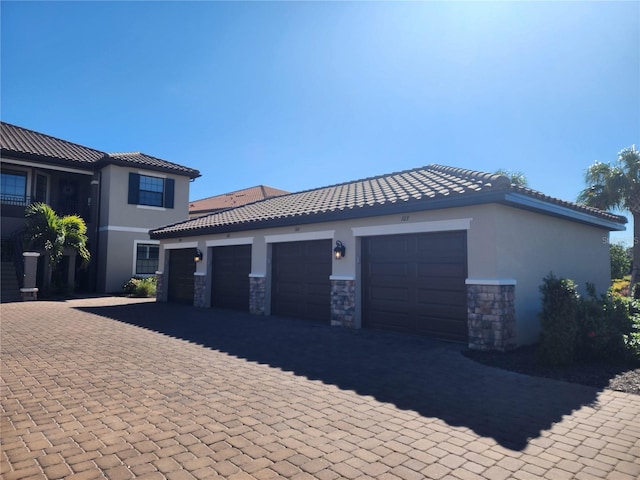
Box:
[128,173,140,204]
[164,178,175,209]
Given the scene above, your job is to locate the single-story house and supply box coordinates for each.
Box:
[150,164,626,351]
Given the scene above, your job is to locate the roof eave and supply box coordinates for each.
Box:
[500,192,627,231]
[97,157,201,179]
[0,149,100,171]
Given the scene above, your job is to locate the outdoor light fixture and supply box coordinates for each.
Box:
[334,241,346,260]
[194,248,203,263]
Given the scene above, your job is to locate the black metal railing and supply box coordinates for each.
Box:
[0,195,90,221]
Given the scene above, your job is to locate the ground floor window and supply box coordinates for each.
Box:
[135,243,159,275]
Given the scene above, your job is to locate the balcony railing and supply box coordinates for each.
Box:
[0,195,91,221]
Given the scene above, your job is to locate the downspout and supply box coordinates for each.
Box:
[89,171,102,292]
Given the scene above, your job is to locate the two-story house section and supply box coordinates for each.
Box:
[0,122,200,295]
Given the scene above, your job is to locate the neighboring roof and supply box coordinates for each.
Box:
[0,121,200,178]
[189,185,289,214]
[151,164,627,239]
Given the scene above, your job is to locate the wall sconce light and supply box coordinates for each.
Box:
[194,248,203,263]
[334,241,346,260]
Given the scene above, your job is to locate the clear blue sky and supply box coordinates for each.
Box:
[2,1,638,243]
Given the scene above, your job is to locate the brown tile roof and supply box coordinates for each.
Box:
[1,122,199,178]
[151,164,627,238]
[189,185,289,214]
[1,121,105,166]
[104,152,200,178]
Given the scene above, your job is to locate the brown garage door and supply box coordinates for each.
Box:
[212,244,251,311]
[168,248,195,304]
[362,231,468,342]
[271,240,331,322]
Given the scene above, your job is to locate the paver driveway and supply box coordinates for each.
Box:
[1,297,639,480]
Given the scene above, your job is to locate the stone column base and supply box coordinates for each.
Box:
[249,275,266,315]
[155,272,165,302]
[466,279,516,351]
[194,273,207,307]
[330,278,356,328]
[20,288,38,301]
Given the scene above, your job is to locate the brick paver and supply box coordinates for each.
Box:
[1,297,639,479]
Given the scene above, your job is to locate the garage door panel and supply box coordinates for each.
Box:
[370,286,410,302]
[363,231,468,342]
[417,289,466,305]
[416,263,466,278]
[168,249,196,304]
[370,262,409,277]
[212,245,251,311]
[272,240,331,322]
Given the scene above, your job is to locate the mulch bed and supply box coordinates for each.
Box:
[462,345,640,395]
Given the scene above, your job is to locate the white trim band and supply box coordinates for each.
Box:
[352,218,472,237]
[329,275,355,281]
[206,237,254,247]
[465,278,517,286]
[164,241,198,249]
[265,230,335,243]
[194,272,206,277]
[22,252,41,257]
[249,273,266,278]
[99,226,151,233]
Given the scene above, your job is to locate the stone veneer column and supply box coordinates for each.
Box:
[155,271,165,302]
[466,279,516,352]
[330,277,356,328]
[193,273,207,308]
[249,274,266,315]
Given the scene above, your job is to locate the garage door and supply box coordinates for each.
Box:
[271,240,331,322]
[211,244,251,311]
[168,248,195,304]
[362,231,468,342]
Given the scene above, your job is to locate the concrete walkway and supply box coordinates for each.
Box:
[1,297,639,480]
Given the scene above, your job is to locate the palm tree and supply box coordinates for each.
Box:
[494,169,529,187]
[577,146,640,288]
[24,202,90,292]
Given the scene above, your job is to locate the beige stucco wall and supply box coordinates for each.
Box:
[97,165,191,292]
[492,205,610,344]
[158,202,614,346]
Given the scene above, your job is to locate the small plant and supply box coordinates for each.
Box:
[122,276,157,298]
[537,273,579,366]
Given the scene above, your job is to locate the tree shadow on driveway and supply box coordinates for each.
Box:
[76,301,600,451]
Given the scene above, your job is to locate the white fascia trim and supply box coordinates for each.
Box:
[137,205,166,211]
[249,273,266,278]
[99,226,151,233]
[352,218,472,237]
[329,275,355,281]
[265,230,335,243]
[466,278,517,286]
[164,241,198,249]
[206,237,254,247]
[504,193,627,231]
[1,157,94,176]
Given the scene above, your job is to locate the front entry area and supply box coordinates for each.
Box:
[362,231,468,342]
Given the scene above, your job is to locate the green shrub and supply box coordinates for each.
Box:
[537,273,580,366]
[122,276,157,298]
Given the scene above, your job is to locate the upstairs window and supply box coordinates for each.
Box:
[0,170,27,205]
[128,173,174,208]
[135,243,159,275]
